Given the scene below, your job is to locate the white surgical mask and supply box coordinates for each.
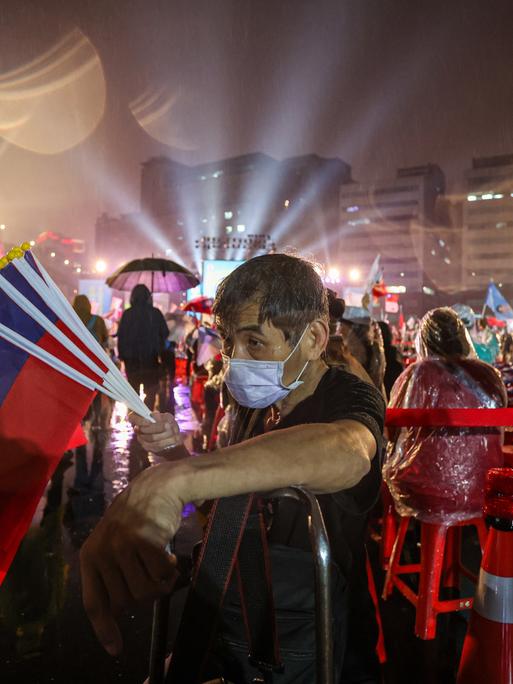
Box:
[223,326,310,409]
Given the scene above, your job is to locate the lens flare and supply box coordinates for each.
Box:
[0,29,106,154]
[129,85,197,151]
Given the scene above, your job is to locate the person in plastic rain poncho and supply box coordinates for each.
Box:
[384,307,507,524]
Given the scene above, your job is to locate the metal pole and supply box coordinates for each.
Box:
[269,488,334,684]
[148,593,171,684]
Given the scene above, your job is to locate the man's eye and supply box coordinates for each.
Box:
[248,337,263,349]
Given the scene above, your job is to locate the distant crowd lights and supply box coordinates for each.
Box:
[467,191,513,202]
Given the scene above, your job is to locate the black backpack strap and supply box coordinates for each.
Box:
[165,493,254,683]
[236,499,283,676]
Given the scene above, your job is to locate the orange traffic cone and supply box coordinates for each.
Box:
[457,467,513,684]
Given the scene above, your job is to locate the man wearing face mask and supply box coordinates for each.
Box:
[80,254,385,683]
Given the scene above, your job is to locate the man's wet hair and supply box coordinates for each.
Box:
[213,253,329,346]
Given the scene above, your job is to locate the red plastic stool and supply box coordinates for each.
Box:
[382,516,488,639]
[368,484,398,571]
[380,485,398,571]
[366,551,387,664]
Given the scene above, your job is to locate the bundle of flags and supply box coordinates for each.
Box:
[0,243,151,584]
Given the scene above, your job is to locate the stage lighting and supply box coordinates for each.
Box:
[326,267,341,283]
[348,267,360,282]
[95,259,107,273]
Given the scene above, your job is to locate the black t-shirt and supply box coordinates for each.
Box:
[263,366,385,574]
[212,368,386,682]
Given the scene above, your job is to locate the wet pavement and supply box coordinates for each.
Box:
[0,384,477,683]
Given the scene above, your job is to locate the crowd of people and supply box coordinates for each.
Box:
[74,254,511,683]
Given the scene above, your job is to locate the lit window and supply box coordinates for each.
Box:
[237,224,246,232]
[482,193,493,200]
[226,226,233,233]
[348,218,371,227]
[224,211,233,220]
[494,194,504,199]
[346,206,359,213]
[467,195,477,202]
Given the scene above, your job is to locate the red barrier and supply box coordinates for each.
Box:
[386,408,513,428]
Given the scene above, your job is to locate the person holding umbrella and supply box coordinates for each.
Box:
[117,284,168,411]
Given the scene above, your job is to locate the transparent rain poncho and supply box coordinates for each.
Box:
[384,308,507,523]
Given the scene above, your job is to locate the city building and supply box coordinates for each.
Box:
[339,164,460,314]
[96,152,351,272]
[138,152,351,265]
[462,154,513,292]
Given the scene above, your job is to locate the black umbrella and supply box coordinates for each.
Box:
[106,257,200,293]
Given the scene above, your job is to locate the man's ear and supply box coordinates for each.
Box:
[307,320,329,360]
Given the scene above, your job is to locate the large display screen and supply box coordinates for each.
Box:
[201,259,245,299]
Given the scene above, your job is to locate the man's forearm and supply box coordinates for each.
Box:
[170,420,374,505]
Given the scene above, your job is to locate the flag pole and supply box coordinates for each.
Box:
[13,250,138,406]
[0,271,124,399]
[3,247,153,421]
[9,247,153,420]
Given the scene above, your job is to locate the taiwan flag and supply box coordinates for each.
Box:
[0,264,101,584]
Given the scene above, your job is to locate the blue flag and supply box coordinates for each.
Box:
[484,282,513,320]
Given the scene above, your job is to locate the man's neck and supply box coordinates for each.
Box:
[275,358,329,417]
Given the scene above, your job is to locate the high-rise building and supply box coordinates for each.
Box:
[139,152,351,264]
[462,154,513,290]
[339,164,459,313]
[96,153,351,271]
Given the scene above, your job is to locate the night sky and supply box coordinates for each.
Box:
[2,0,513,246]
